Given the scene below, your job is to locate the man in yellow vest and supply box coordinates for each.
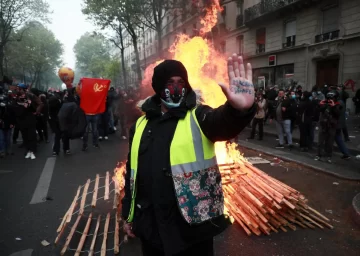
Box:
[122,54,255,256]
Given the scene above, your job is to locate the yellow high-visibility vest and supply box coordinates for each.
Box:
[127,108,221,223]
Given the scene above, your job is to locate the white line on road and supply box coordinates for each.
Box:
[30,157,56,204]
[9,249,33,256]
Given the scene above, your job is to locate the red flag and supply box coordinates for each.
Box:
[79,78,111,115]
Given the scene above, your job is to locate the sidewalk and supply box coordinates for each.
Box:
[236,131,360,181]
[250,115,360,156]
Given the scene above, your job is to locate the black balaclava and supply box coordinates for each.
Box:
[152,60,192,108]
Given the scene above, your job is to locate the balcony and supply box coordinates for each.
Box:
[256,44,265,54]
[315,30,340,43]
[245,0,305,25]
[236,14,244,28]
[283,35,296,48]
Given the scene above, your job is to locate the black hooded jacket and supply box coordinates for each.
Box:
[121,91,255,255]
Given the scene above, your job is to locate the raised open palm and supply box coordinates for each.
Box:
[219,54,255,111]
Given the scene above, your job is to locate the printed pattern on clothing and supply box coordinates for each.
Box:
[173,166,224,224]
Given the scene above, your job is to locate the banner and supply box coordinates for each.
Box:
[79,78,111,115]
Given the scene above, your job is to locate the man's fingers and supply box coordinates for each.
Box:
[227,58,235,79]
[218,82,230,97]
[232,54,240,78]
[239,56,246,78]
[246,63,253,82]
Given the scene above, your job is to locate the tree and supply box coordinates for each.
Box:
[82,0,143,87]
[0,0,50,78]
[73,33,111,78]
[104,57,122,86]
[5,21,63,88]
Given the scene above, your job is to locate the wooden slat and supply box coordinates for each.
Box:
[101,213,111,256]
[60,214,82,255]
[114,213,120,254]
[91,174,100,207]
[89,215,101,256]
[67,186,81,223]
[75,213,92,256]
[54,221,68,245]
[104,172,110,200]
[80,179,91,215]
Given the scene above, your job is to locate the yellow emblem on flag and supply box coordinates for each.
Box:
[94,83,107,92]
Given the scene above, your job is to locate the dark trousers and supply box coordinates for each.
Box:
[317,129,336,158]
[335,129,350,156]
[83,114,99,146]
[21,126,37,153]
[13,125,20,143]
[98,112,109,137]
[299,122,312,148]
[141,238,214,256]
[53,131,70,153]
[342,126,349,141]
[250,118,264,139]
[36,117,48,141]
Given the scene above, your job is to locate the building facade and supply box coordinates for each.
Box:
[123,0,360,111]
[224,0,360,96]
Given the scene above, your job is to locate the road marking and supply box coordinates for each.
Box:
[0,170,13,174]
[30,157,56,204]
[9,249,33,256]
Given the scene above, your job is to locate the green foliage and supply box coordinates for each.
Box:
[0,0,50,77]
[73,33,111,78]
[5,21,63,88]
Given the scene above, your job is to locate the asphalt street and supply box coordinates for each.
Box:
[0,132,359,256]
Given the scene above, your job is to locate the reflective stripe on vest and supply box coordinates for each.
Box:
[127,115,147,223]
[128,108,217,222]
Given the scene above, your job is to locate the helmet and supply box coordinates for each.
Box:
[17,83,28,89]
[61,83,67,90]
[326,90,339,100]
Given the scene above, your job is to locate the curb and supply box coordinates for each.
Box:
[244,127,360,156]
[352,193,360,227]
[238,140,360,181]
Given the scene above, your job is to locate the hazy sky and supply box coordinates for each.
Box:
[47,0,96,68]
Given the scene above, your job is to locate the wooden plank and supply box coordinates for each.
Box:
[114,213,120,254]
[60,214,82,255]
[101,213,111,256]
[57,212,68,233]
[104,172,110,200]
[91,174,100,207]
[75,213,92,256]
[89,215,101,256]
[54,221,68,245]
[67,186,81,223]
[80,179,91,215]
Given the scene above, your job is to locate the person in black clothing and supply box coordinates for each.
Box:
[99,96,111,141]
[36,94,49,143]
[353,88,360,116]
[315,90,342,163]
[121,57,256,256]
[48,91,66,156]
[12,84,43,160]
[298,91,314,152]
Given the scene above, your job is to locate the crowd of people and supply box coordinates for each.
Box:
[248,83,360,163]
[0,82,143,160]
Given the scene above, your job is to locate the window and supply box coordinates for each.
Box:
[322,6,339,33]
[182,28,187,34]
[220,41,226,54]
[284,20,296,48]
[236,35,244,55]
[256,28,266,54]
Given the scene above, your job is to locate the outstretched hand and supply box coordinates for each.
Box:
[219,54,255,111]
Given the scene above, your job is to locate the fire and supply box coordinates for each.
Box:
[200,0,223,35]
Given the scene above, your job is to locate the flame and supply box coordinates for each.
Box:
[200,0,223,35]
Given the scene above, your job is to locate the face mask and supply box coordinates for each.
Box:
[291,95,296,99]
[160,80,187,108]
[309,96,313,101]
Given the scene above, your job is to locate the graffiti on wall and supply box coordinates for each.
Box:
[344,79,356,92]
